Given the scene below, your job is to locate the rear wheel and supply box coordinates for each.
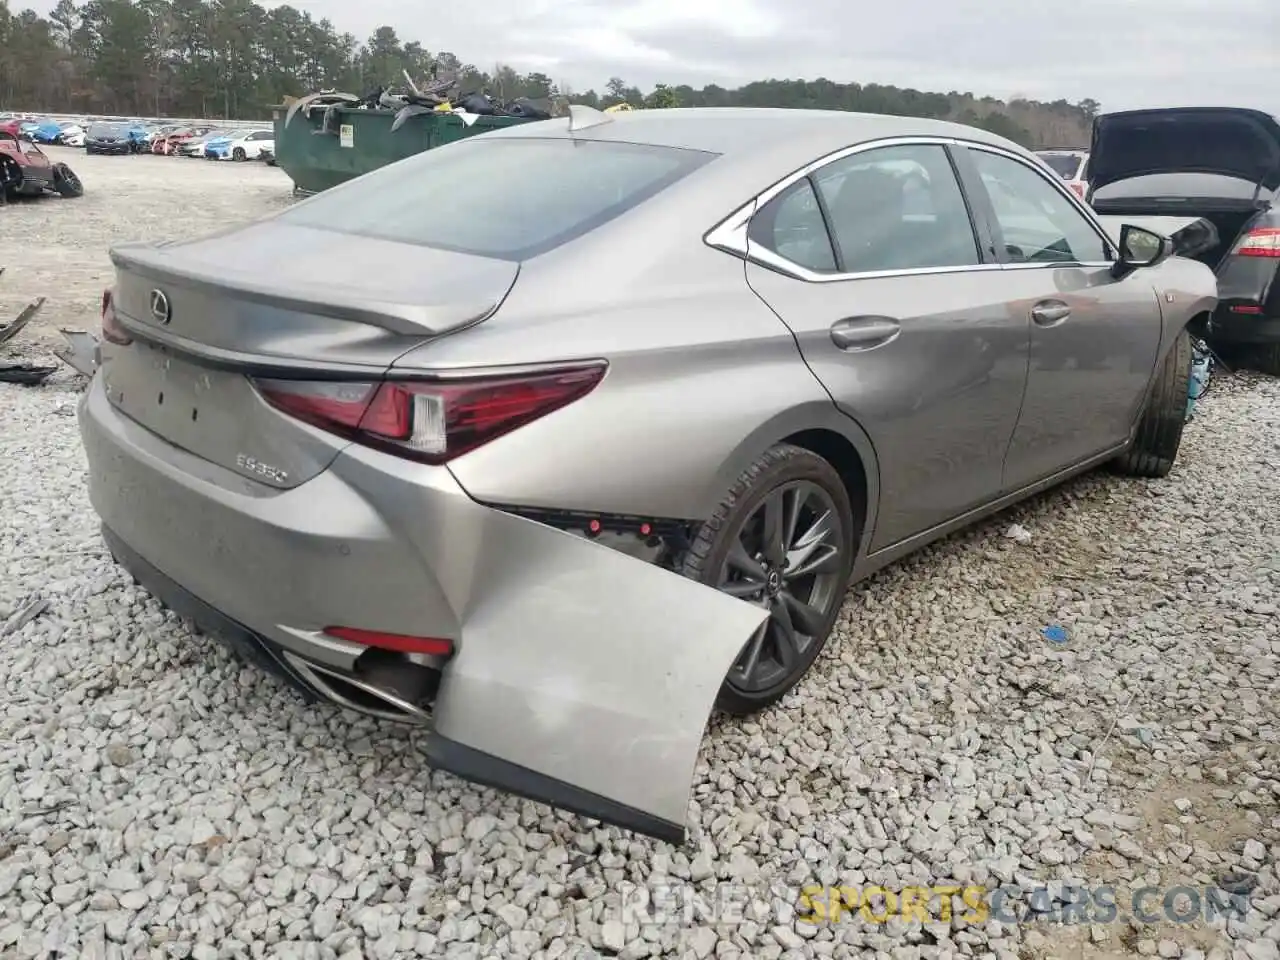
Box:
[1113,329,1193,478]
[52,163,83,199]
[682,445,855,715]
[1247,342,1280,376]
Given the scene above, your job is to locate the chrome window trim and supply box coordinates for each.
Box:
[704,134,1117,282]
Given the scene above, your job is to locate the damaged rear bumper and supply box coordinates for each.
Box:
[79,377,765,842]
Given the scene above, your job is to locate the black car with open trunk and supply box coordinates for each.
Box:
[1087,107,1280,373]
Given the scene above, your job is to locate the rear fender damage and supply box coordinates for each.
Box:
[425,503,769,843]
[330,450,769,843]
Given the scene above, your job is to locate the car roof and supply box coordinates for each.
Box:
[492,107,1024,159]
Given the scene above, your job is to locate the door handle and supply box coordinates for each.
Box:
[1031,300,1071,326]
[830,316,901,351]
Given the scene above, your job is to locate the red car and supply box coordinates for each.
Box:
[0,132,83,201]
[153,127,204,155]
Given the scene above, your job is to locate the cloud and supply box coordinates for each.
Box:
[22,0,1280,111]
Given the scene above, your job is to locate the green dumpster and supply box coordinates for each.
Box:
[271,104,541,195]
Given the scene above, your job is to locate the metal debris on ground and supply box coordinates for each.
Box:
[1,597,50,637]
[0,265,47,346]
[0,362,56,385]
[52,327,100,377]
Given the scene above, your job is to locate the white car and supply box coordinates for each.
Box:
[1035,149,1090,201]
[63,131,87,147]
[217,129,275,161]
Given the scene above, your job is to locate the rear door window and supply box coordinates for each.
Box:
[747,179,838,273]
[813,144,981,273]
[277,138,716,261]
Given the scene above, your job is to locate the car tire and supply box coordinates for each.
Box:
[51,163,84,199]
[1246,342,1280,376]
[232,147,246,161]
[681,444,856,716]
[1113,329,1193,478]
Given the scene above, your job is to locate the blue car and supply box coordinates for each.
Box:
[202,135,233,160]
[31,120,67,144]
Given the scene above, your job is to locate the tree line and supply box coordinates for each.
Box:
[0,0,1100,148]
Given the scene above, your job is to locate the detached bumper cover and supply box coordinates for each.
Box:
[79,377,766,842]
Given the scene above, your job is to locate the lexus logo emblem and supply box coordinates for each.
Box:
[149,289,171,324]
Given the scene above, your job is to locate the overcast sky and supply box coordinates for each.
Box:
[261,0,1277,112]
[27,0,1280,112]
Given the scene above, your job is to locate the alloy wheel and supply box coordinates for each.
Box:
[717,481,846,693]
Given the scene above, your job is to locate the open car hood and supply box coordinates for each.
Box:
[1089,108,1280,194]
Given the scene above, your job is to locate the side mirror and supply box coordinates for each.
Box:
[1111,224,1173,279]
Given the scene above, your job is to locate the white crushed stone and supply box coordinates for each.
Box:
[1,156,1278,960]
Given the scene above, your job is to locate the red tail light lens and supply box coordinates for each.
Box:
[100,289,131,345]
[254,364,606,464]
[323,626,453,657]
[1235,227,1280,258]
[1069,182,1086,198]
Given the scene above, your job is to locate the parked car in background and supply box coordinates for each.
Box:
[206,129,274,161]
[1036,149,1090,199]
[55,121,85,145]
[26,119,63,143]
[153,127,204,155]
[1088,107,1280,374]
[177,129,230,158]
[85,122,135,155]
[80,108,1216,842]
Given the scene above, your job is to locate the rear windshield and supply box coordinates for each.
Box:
[276,137,716,260]
[1038,153,1083,180]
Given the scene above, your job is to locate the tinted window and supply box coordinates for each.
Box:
[89,124,123,136]
[277,138,714,261]
[747,179,837,272]
[971,150,1111,264]
[810,144,980,273]
[1038,153,1083,179]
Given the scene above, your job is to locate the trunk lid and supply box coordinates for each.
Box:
[103,222,519,488]
[1089,108,1280,194]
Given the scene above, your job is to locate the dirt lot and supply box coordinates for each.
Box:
[0,148,1277,960]
[0,145,292,349]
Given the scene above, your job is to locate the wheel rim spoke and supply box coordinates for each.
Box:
[736,619,770,681]
[722,579,765,599]
[785,508,841,578]
[761,489,788,567]
[727,535,767,580]
[782,591,825,637]
[770,601,800,670]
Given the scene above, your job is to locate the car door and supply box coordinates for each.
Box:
[953,144,1163,492]
[742,141,1031,550]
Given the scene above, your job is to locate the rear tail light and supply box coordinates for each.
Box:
[100,289,131,345]
[1069,182,1086,199]
[323,626,453,657]
[1235,227,1280,258]
[254,363,606,464]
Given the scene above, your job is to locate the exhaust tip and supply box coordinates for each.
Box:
[280,650,436,725]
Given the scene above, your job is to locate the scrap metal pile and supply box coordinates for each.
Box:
[285,66,557,136]
[0,266,98,386]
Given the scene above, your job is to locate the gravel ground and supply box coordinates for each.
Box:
[2,153,1279,960]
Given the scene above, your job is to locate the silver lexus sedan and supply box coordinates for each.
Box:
[78,107,1217,843]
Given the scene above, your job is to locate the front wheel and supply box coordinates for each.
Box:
[682,444,855,715]
[1113,329,1192,478]
[232,147,246,161]
[51,163,83,199]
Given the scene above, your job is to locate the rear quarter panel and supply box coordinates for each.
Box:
[397,238,877,525]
